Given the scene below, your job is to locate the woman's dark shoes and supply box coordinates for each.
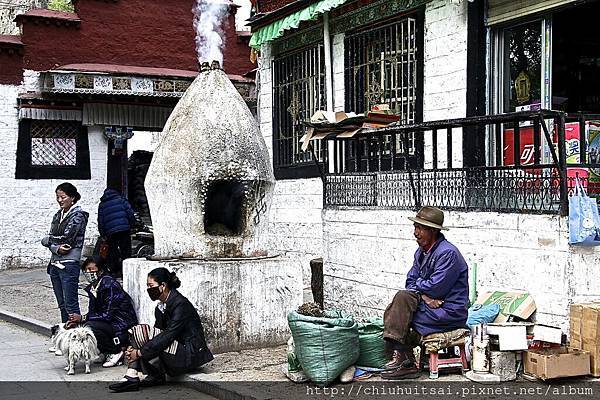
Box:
[139,375,166,387]
[108,377,140,392]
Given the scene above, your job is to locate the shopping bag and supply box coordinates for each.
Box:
[569,177,600,246]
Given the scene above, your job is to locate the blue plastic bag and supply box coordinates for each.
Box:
[569,178,600,246]
[467,303,501,327]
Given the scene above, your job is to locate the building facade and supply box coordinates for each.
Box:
[250,0,600,330]
[0,0,254,269]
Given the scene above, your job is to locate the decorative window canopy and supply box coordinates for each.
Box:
[249,0,348,49]
[250,0,432,49]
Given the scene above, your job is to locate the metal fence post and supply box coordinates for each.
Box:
[557,114,569,216]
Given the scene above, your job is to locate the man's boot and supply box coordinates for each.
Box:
[384,350,409,370]
[381,359,420,380]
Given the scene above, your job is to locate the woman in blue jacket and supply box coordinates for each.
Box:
[97,188,136,276]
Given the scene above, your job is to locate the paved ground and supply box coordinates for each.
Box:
[0,268,80,325]
[0,321,215,399]
[3,267,599,400]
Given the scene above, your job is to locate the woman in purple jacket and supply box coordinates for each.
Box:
[68,256,138,368]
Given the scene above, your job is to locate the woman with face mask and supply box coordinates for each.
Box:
[67,256,138,368]
[42,182,88,355]
[109,268,213,393]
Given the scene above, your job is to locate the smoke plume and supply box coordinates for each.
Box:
[193,0,229,66]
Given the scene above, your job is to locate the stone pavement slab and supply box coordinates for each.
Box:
[0,320,125,381]
[0,267,89,326]
[0,321,216,399]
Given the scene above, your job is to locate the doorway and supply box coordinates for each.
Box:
[552,2,600,113]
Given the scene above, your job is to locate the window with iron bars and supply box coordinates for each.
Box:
[344,17,421,171]
[16,119,91,179]
[272,43,326,179]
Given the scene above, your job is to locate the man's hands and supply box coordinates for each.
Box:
[421,293,444,309]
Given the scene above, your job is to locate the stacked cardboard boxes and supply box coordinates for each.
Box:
[570,303,600,376]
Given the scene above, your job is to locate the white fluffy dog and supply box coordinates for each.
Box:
[52,323,100,375]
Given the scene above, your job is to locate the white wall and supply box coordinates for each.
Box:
[323,208,600,333]
[257,44,324,290]
[332,33,345,112]
[254,1,471,289]
[0,83,107,269]
[127,130,160,157]
[423,0,468,168]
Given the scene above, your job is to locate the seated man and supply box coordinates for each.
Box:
[382,206,468,380]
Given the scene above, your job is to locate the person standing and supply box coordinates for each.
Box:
[97,188,136,277]
[42,182,89,354]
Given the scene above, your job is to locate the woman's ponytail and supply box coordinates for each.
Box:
[169,271,181,289]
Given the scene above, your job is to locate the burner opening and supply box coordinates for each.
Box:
[204,180,246,236]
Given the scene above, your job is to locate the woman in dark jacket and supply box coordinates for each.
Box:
[97,188,136,276]
[42,183,88,336]
[109,268,213,392]
[68,256,138,367]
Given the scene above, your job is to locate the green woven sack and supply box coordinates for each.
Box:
[288,310,359,386]
[356,317,387,368]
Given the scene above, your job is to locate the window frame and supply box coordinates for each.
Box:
[488,17,553,167]
[343,13,425,172]
[15,119,91,180]
[271,42,326,180]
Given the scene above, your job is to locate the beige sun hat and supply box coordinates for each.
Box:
[408,206,448,230]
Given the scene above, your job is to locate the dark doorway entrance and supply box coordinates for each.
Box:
[203,181,246,236]
[106,139,128,193]
[553,2,600,113]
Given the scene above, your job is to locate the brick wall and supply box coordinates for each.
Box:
[0,83,107,269]
[0,45,23,85]
[14,0,253,77]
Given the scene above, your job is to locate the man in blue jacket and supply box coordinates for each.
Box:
[98,188,136,276]
[382,206,468,380]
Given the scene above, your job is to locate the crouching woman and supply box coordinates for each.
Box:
[109,268,213,392]
[68,256,138,367]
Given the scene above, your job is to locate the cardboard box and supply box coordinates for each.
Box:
[570,302,600,376]
[486,323,530,351]
[477,291,536,323]
[532,324,562,344]
[524,347,590,380]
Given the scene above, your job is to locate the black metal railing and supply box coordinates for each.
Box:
[320,110,600,215]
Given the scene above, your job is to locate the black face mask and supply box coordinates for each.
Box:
[147,286,162,301]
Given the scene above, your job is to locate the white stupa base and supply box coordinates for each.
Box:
[123,255,302,353]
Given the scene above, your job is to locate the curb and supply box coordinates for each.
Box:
[0,309,257,400]
[182,379,257,400]
[0,309,53,337]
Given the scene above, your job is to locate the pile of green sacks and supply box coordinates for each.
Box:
[288,311,386,386]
